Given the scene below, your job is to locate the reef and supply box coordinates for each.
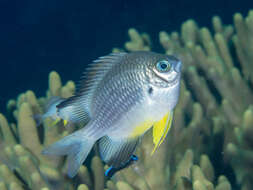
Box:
[1,10,253,190]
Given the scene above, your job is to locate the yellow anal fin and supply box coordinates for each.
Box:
[151,111,173,155]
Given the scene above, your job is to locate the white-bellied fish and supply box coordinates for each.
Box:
[42,51,182,177]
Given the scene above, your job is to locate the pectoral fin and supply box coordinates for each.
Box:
[151,111,173,155]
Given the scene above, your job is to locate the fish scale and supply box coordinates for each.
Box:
[93,72,143,127]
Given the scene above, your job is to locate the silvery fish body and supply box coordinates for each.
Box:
[90,52,181,138]
[43,51,182,177]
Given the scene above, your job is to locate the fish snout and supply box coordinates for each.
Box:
[174,60,182,73]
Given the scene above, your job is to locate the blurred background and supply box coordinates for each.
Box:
[0,0,252,112]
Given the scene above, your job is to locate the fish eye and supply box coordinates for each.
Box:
[156,60,171,72]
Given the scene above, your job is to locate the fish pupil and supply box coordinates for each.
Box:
[148,87,153,94]
[161,63,167,69]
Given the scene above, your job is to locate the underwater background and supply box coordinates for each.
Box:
[0,0,252,112]
[1,0,253,190]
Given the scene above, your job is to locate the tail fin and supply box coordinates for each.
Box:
[42,129,96,177]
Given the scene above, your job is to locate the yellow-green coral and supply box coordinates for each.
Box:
[114,9,253,190]
[0,72,106,190]
[1,9,253,190]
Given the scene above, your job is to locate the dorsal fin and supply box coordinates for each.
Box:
[56,52,127,122]
[77,52,127,110]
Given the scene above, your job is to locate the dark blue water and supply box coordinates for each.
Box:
[0,0,252,112]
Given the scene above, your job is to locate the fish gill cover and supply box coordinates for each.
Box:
[1,1,253,190]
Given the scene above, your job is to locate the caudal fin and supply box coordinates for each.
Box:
[42,129,95,177]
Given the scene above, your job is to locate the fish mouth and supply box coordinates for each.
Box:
[174,61,182,73]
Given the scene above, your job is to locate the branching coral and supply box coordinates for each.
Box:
[0,72,106,190]
[1,10,253,190]
[113,9,253,190]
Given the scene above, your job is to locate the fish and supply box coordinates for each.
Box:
[33,97,69,126]
[105,155,138,178]
[42,51,182,177]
